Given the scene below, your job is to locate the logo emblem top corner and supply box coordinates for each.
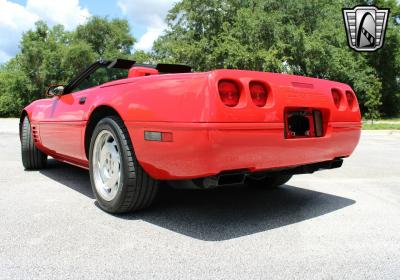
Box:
[343,5,389,52]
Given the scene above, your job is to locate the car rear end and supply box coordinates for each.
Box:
[204,69,361,167]
[128,69,361,180]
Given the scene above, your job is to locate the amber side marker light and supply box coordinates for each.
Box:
[144,131,173,142]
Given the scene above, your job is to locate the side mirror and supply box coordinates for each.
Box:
[46,85,65,97]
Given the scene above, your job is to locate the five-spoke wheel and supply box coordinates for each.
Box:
[92,130,123,201]
[89,116,159,214]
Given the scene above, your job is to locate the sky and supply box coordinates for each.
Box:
[0,0,177,63]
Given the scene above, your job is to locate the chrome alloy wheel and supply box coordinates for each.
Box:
[92,130,123,201]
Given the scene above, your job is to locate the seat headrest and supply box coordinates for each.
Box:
[128,67,159,78]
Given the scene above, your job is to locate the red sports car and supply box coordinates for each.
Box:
[20,59,361,213]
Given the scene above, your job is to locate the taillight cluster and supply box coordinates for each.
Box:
[345,90,355,109]
[331,89,342,109]
[249,82,268,107]
[218,80,240,107]
[218,80,269,107]
[331,89,357,111]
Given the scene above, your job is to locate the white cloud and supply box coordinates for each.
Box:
[0,0,39,61]
[117,0,176,51]
[135,26,165,50]
[0,0,90,63]
[26,0,90,30]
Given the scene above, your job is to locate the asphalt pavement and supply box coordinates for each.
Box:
[0,118,399,279]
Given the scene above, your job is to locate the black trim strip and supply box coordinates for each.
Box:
[64,59,136,94]
[63,59,191,94]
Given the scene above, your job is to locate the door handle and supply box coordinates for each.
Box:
[79,97,86,104]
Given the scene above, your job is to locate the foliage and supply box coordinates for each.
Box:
[0,17,136,117]
[75,17,135,58]
[0,64,31,117]
[0,2,399,118]
[154,0,400,118]
[365,0,400,117]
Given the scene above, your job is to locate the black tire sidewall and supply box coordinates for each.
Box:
[89,117,135,212]
[21,116,47,169]
[21,117,31,168]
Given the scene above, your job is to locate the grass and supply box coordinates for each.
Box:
[362,123,400,130]
[381,117,400,122]
[362,117,400,130]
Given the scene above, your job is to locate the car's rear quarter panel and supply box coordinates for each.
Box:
[97,73,210,123]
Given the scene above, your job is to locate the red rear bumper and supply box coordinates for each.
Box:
[126,121,361,180]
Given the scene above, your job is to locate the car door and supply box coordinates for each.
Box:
[39,88,94,161]
[37,59,134,162]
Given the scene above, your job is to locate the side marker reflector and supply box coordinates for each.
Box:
[161,132,173,142]
[144,131,173,142]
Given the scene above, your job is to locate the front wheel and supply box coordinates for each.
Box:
[89,116,158,214]
[21,116,47,170]
[246,174,292,189]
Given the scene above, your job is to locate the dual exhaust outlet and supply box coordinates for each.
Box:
[197,158,343,189]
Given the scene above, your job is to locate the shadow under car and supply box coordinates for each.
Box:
[40,159,356,241]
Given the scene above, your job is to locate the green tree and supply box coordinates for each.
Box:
[75,17,135,59]
[0,2,399,118]
[364,0,400,117]
[0,17,137,117]
[154,0,400,118]
[61,40,96,82]
[0,63,32,117]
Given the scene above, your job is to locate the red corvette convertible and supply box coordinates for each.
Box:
[20,59,361,213]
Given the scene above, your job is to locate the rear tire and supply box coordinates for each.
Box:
[246,174,292,189]
[89,116,159,214]
[21,116,47,170]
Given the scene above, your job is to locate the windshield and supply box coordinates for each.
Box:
[72,67,128,92]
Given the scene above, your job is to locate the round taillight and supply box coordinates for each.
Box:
[218,80,240,107]
[346,91,355,108]
[250,82,268,107]
[331,89,341,109]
